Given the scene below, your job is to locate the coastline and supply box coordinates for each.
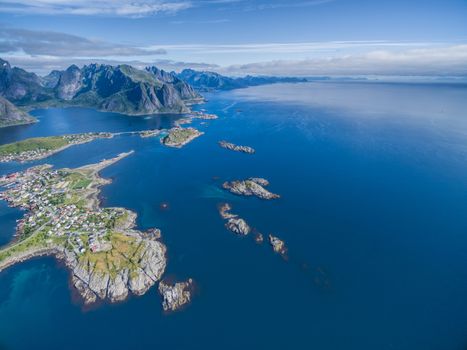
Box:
[0,150,168,305]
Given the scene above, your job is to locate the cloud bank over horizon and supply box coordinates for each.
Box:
[1,27,465,77]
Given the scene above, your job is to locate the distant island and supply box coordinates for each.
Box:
[218,140,255,154]
[0,152,167,304]
[177,69,307,91]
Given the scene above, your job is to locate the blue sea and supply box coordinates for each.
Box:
[1,82,467,349]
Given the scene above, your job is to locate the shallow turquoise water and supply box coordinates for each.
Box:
[1,82,467,349]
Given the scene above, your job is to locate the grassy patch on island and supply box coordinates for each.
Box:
[0,136,68,156]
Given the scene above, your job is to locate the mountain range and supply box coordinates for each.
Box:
[0,58,201,118]
[177,69,307,91]
[0,58,307,128]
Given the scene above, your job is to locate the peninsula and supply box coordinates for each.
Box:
[0,132,114,162]
[0,151,167,304]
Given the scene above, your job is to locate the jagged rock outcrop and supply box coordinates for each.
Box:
[268,234,287,255]
[219,140,255,154]
[41,70,62,88]
[55,65,82,100]
[146,66,201,101]
[0,58,53,104]
[65,233,167,304]
[59,63,192,115]
[225,217,251,235]
[222,178,280,200]
[159,279,193,312]
[218,203,251,235]
[0,95,36,127]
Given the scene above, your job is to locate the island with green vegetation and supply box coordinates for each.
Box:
[0,132,114,163]
[0,151,167,304]
[162,127,204,148]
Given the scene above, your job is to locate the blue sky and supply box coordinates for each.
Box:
[0,0,466,76]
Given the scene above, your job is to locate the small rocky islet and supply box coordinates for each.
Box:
[218,140,255,154]
[268,234,287,256]
[222,177,280,200]
[159,278,194,312]
[218,203,287,256]
[218,203,251,235]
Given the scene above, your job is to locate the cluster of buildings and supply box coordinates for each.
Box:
[0,165,117,256]
[0,132,114,163]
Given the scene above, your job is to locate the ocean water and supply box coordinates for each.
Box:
[1,82,467,349]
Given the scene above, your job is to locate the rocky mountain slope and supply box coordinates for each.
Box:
[0,95,36,127]
[0,59,202,117]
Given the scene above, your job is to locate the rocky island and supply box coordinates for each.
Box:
[159,279,194,312]
[0,132,114,162]
[222,178,280,200]
[0,151,167,304]
[269,234,287,256]
[218,203,251,235]
[162,127,204,148]
[219,141,255,154]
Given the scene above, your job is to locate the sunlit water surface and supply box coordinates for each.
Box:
[1,82,467,350]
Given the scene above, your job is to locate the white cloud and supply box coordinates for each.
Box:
[1,27,466,77]
[219,45,467,76]
[0,0,192,17]
[0,26,166,57]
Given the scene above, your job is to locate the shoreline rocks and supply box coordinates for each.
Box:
[159,278,194,312]
[222,178,280,200]
[219,141,255,154]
